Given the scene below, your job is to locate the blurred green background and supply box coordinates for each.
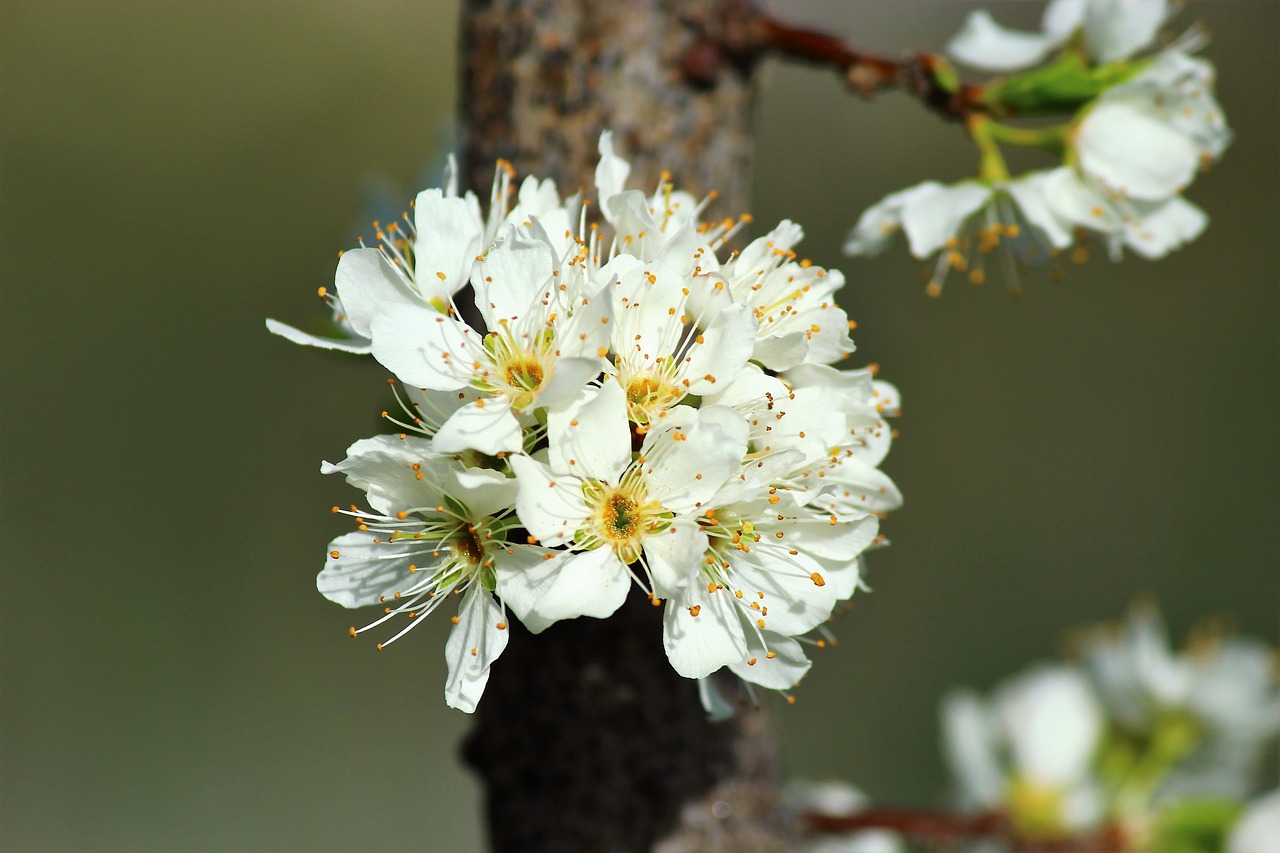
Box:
[2,1,1275,850]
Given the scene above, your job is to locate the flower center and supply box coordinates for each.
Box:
[602,492,639,540]
[452,527,486,566]
[504,358,545,392]
[624,371,682,424]
[578,476,669,564]
[479,328,555,410]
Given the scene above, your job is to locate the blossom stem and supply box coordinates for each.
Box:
[749,16,987,122]
[968,115,1012,182]
[985,121,1070,155]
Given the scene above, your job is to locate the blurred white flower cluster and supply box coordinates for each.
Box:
[269,133,901,713]
[793,606,1278,853]
[940,605,1280,851]
[845,0,1231,295]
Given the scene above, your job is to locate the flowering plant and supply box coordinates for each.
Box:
[843,0,1231,295]
[270,132,901,713]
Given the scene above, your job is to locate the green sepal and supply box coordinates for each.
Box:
[458,449,508,471]
[982,53,1140,115]
[480,564,497,592]
[443,494,470,519]
[433,566,464,591]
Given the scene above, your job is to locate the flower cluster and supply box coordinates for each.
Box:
[270,133,901,713]
[940,605,1280,849]
[844,0,1230,295]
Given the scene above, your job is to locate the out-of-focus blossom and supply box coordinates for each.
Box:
[942,666,1105,836]
[787,779,906,853]
[948,0,1177,72]
[1080,605,1280,802]
[1227,789,1280,853]
[844,174,1072,295]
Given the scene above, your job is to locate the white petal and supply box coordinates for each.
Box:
[316,531,426,608]
[698,677,737,722]
[492,544,561,634]
[1041,0,1087,40]
[1227,789,1280,853]
[264,319,372,354]
[735,220,805,273]
[554,280,614,358]
[442,154,459,198]
[843,185,921,257]
[443,584,509,713]
[751,332,809,372]
[730,632,810,691]
[321,434,440,515]
[663,586,748,679]
[684,303,757,393]
[595,130,632,205]
[824,554,864,601]
[1006,171,1075,250]
[946,10,1061,72]
[413,189,483,298]
[784,511,879,563]
[369,303,475,391]
[900,182,992,259]
[432,397,523,455]
[514,546,631,628]
[708,450,804,507]
[603,190,659,252]
[823,456,905,513]
[1077,100,1199,201]
[471,230,555,330]
[451,465,518,519]
[730,546,839,636]
[940,691,1005,809]
[546,381,632,483]
[643,406,749,512]
[643,518,708,599]
[334,247,420,338]
[537,356,603,410]
[1123,195,1207,259]
[995,666,1102,787]
[510,454,590,546]
[1083,0,1169,64]
[798,304,856,367]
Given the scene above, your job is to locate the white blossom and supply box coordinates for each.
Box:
[1079,606,1280,800]
[316,435,548,713]
[1228,789,1280,853]
[282,131,901,712]
[844,174,1074,295]
[505,381,749,634]
[942,666,1105,833]
[1033,50,1231,260]
[266,155,521,353]
[947,0,1177,72]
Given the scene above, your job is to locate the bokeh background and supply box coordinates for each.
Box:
[2,1,1275,850]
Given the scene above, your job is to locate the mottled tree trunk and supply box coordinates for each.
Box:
[458,1,793,850]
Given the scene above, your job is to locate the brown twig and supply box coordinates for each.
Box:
[687,13,989,122]
[804,809,1130,852]
[804,808,1007,841]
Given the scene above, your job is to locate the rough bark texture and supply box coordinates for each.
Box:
[460,0,759,215]
[458,1,794,850]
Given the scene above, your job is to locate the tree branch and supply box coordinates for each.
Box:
[684,13,989,122]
